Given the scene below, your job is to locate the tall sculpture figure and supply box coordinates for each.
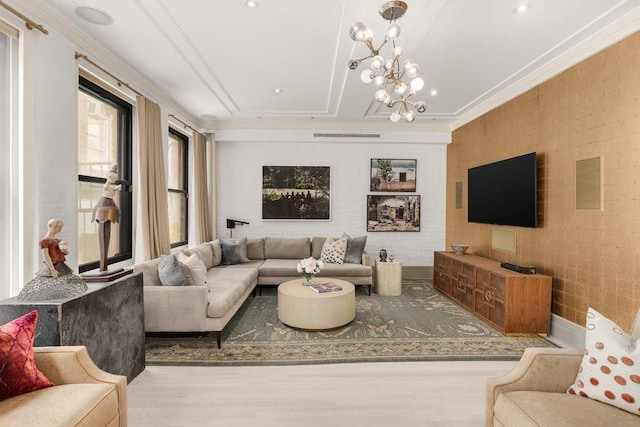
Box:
[92,164,121,272]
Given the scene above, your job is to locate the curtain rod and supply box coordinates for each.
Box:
[169,114,197,133]
[0,1,48,34]
[75,52,144,97]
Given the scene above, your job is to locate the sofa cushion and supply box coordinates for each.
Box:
[246,238,265,260]
[567,307,640,415]
[205,268,258,318]
[311,237,328,259]
[0,383,119,427]
[182,242,215,269]
[157,254,193,286]
[343,233,367,264]
[0,311,54,400]
[264,237,310,259]
[134,257,162,286]
[178,252,208,286]
[495,390,640,426]
[220,237,251,265]
[211,240,222,267]
[320,237,347,264]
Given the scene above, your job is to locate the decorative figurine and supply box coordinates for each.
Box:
[379,248,388,262]
[18,218,87,301]
[92,164,121,272]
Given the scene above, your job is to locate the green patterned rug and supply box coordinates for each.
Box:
[145,279,555,366]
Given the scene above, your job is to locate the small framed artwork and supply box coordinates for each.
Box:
[575,156,603,211]
[370,159,417,192]
[262,165,331,220]
[367,195,420,232]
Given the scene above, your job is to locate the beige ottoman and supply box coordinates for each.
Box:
[277,278,355,330]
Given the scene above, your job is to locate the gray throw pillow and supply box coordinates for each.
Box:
[157,254,193,286]
[220,237,251,265]
[343,233,367,264]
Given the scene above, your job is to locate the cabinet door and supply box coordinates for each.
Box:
[434,253,452,296]
[474,269,506,330]
[452,262,474,310]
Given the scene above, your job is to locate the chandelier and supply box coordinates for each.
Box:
[348,1,426,123]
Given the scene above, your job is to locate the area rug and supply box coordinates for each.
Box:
[145,279,556,366]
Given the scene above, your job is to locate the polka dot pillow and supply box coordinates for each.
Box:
[320,237,347,265]
[567,307,640,415]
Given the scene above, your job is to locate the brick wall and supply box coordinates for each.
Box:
[448,31,640,330]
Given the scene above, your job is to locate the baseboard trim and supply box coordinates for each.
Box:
[402,266,432,279]
[548,313,585,349]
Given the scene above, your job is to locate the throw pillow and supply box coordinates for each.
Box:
[182,243,215,269]
[210,239,222,267]
[567,307,640,415]
[177,252,208,286]
[220,237,251,265]
[320,237,348,265]
[157,254,193,286]
[342,233,367,264]
[0,310,55,400]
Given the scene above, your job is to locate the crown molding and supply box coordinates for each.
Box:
[450,5,640,131]
[12,0,200,129]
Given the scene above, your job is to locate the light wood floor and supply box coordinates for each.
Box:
[128,360,517,426]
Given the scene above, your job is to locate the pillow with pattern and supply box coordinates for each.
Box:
[320,237,348,265]
[567,307,640,415]
[0,310,55,400]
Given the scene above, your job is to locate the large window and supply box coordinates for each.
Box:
[78,76,132,272]
[167,128,188,247]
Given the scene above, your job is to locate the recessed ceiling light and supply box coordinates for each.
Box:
[75,6,113,25]
[245,0,260,8]
[430,89,438,96]
[515,4,529,13]
[273,88,283,93]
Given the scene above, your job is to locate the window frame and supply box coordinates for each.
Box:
[167,127,189,248]
[78,76,133,273]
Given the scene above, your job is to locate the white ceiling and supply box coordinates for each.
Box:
[37,0,640,130]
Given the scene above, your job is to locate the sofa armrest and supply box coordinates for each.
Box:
[362,251,372,266]
[34,346,127,426]
[485,347,584,427]
[143,285,208,331]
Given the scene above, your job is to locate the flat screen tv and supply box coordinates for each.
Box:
[467,152,538,228]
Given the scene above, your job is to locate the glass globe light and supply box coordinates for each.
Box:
[393,46,403,58]
[390,112,401,122]
[406,63,420,78]
[404,110,416,122]
[410,77,424,92]
[360,70,373,84]
[350,22,368,41]
[394,82,408,95]
[383,93,391,104]
[414,101,427,113]
[384,59,394,71]
[373,75,386,87]
[371,55,384,70]
[374,89,389,102]
[364,28,373,42]
[385,23,401,40]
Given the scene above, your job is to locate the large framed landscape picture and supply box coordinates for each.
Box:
[370,158,417,192]
[262,166,331,220]
[367,195,420,232]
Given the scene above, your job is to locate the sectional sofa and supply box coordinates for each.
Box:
[134,236,372,347]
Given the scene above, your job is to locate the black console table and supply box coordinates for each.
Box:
[0,271,144,382]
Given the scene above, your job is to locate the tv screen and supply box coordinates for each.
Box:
[467,152,538,228]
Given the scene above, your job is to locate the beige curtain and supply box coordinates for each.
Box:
[193,131,213,243]
[137,95,171,259]
[209,133,217,239]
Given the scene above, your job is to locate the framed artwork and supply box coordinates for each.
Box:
[370,158,417,192]
[262,166,331,220]
[367,195,420,232]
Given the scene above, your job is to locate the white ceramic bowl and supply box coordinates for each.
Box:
[451,244,469,255]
